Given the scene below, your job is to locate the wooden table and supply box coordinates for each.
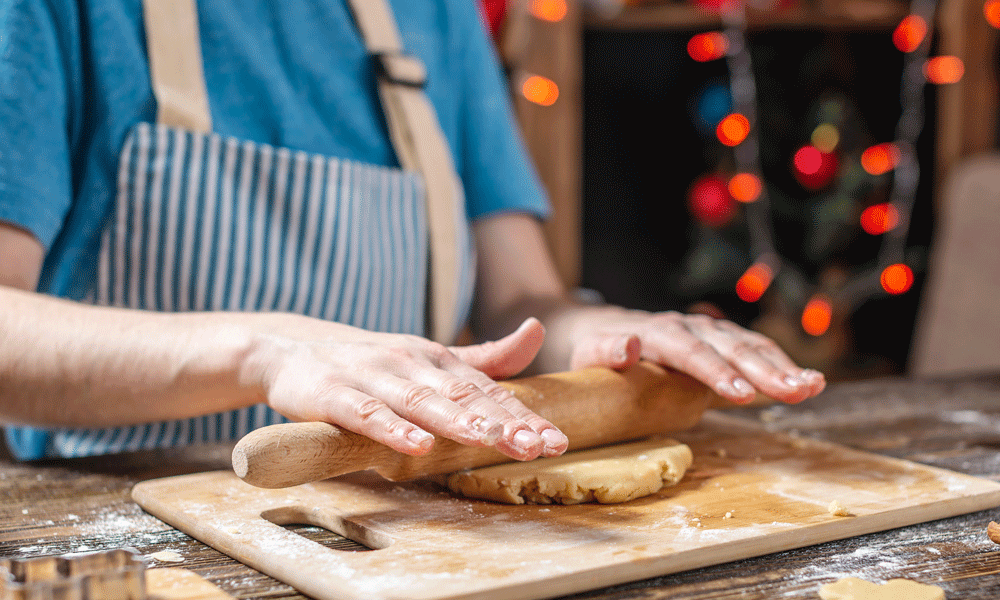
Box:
[4,374,1000,599]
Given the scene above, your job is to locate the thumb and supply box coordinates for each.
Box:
[569,334,641,371]
[449,317,546,379]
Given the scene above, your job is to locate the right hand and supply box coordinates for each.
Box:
[241,317,568,461]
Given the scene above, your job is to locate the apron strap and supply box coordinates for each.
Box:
[345,0,463,345]
[142,0,213,133]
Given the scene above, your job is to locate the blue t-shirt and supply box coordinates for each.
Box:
[0,0,548,301]
[0,0,549,459]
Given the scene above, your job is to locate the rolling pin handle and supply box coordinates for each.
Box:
[232,421,388,488]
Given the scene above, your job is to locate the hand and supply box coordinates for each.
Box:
[241,317,569,461]
[565,308,826,405]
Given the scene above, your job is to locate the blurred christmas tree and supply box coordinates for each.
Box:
[663,0,965,377]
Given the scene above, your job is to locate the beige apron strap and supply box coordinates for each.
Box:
[345,0,463,345]
[142,0,213,133]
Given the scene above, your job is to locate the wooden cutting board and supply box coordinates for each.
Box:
[132,413,1000,600]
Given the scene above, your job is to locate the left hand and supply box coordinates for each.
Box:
[564,307,825,405]
[472,213,824,406]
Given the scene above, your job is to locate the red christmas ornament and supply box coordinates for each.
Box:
[688,175,737,227]
[792,144,839,190]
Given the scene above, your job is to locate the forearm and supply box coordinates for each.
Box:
[477,293,636,375]
[471,213,610,374]
[0,286,269,427]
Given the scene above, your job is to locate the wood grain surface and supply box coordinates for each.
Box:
[4,375,1000,598]
[133,413,1000,600]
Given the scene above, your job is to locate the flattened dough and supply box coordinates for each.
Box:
[819,577,945,600]
[446,438,693,505]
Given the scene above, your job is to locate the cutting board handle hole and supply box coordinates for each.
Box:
[261,506,393,551]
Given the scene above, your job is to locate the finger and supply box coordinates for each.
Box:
[698,322,815,403]
[569,333,641,370]
[640,325,757,404]
[801,368,827,397]
[311,386,437,456]
[440,359,569,457]
[364,374,545,461]
[449,317,545,380]
[409,362,554,460]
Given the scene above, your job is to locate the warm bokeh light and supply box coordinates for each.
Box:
[860,203,900,235]
[924,56,965,84]
[801,294,833,336]
[736,262,774,303]
[880,263,914,295]
[688,175,736,227]
[716,113,750,146]
[521,74,559,106]
[986,0,1000,28]
[793,146,823,175]
[861,143,900,176]
[687,32,729,62]
[529,0,567,22]
[892,15,927,52]
[811,123,840,153]
[728,172,762,203]
[792,145,838,190]
[692,0,736,14]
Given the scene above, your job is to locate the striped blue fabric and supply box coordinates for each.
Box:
[48,122,475,458]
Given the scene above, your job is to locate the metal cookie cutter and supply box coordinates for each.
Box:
[0,549,145,600]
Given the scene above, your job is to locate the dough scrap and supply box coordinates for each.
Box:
[446,438,693,505]
[147,550,184,563]
[818,577,945,600]
[828,499,853,517]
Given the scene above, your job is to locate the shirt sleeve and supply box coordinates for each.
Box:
[0,0,78,249]
[451,0,550,221]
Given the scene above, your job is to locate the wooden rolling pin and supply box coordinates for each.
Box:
[232,361,718,488]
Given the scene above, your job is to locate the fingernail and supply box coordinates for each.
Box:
[513,429,542,452]
[783,375,805,388]
[472,417,501,444]
[715,380,739,397]
[733,378,754,396]
[407,429,434,450]
[540,428,568,451]
[801,368,822,381]
[616,336,630,363]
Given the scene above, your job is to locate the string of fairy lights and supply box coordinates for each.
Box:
[508,0,996,338]
[685,0,979,337]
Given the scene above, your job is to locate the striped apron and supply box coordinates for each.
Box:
[5,0,477,460]
[37,120,475,458]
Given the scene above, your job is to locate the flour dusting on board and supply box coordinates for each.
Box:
[10,499,180,556]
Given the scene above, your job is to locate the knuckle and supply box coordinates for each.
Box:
[352,395,386,424]
[685,339,714,356]
[418,339,452,364]
[652,311,686,333]
[730,341,757,359]
[399,383,437,412]
[754,337,781,353]
[384,344,418,363]
[717,319,743,333]
[478,380,510,401]
[438,378,481,403]
[687,313,715,328]
[384,420,413,439]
